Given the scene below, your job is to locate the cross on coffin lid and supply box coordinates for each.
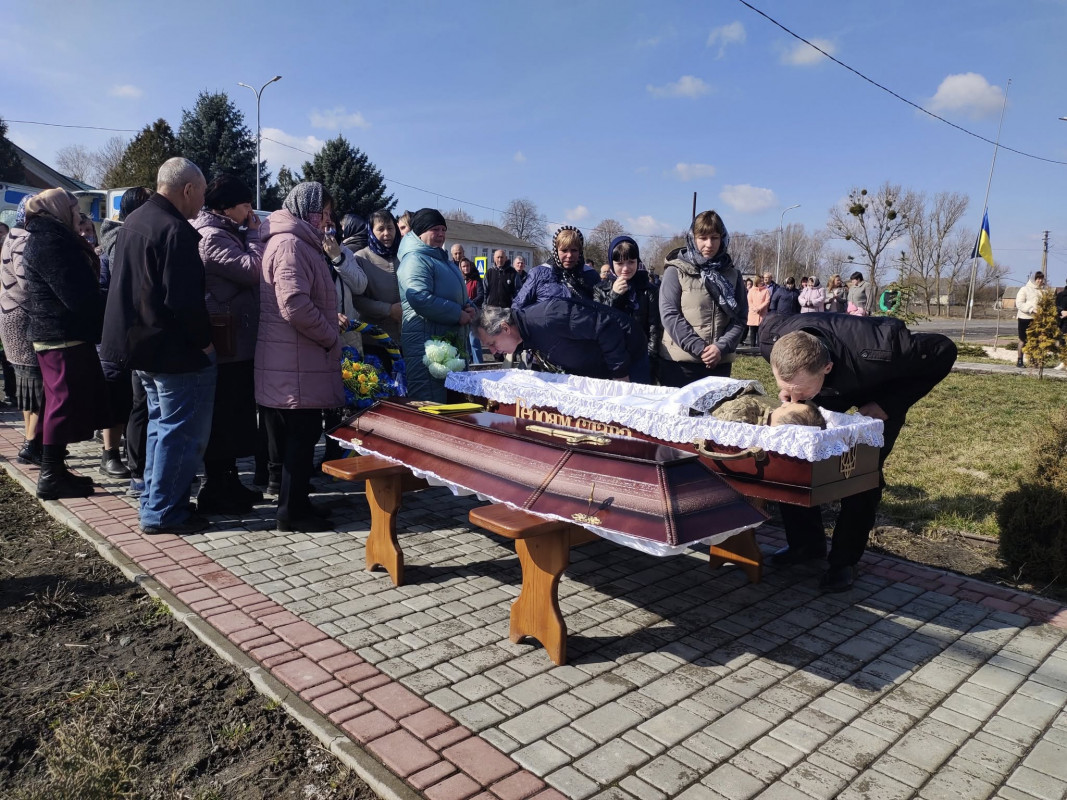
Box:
[331,400,767,547]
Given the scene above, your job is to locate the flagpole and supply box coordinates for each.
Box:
[962,78,1011,341]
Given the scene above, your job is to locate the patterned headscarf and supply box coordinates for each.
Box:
[550,225,585,270]
[680,221,741,320]
[282,182,327,229]
[14,194,35,228]
[550,225,595,299]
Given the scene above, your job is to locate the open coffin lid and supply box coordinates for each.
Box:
[328,399,766,554]
[445,370,886,507]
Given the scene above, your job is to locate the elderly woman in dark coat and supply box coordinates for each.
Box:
[191,175,266,514]
[23,189,106,499]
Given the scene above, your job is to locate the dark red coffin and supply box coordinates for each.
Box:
[330,400,766,547]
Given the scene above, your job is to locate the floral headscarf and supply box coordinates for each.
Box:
[282,182,328,229]
[680,221,741,320]
[14,194,35,228]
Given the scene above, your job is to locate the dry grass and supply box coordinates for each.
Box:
[732,355,1067,537]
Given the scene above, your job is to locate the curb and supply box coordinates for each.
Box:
[1,456,421,800]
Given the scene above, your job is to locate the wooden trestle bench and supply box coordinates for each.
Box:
[322,455,763,665]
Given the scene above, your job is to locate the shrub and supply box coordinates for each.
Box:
[997,408,1067,584]
[953,342,987,359]
[1022,290,1063,378]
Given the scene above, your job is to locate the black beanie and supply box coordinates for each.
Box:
[410,208,447,236]
[205,175,253,211]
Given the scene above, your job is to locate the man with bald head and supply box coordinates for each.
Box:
[100,157,215,535]
[484,248,518,309]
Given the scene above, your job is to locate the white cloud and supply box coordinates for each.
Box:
[720,184,777,214]
[647,75,711,99]
[780,38,836,66]
[672,162,716,181]
[566,205,590,222]
[638,27,675,47]
[514,151,526,163]
[109,84,143,99]
[260,127,326,173]
[624,215,674,236]
[310,106,370,130]
[928,73,1004,119]
[707,22,745,58]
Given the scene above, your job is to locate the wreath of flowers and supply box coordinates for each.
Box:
[340,322,406,411]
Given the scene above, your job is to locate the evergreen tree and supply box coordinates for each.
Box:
[0,117,25,183]
[1022,290,1062,379]
[274,166,301,205]
[104,119,179,188]
[299,136,395,219]
[177,91,270,198]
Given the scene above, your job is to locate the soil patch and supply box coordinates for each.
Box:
[0,473,378,800]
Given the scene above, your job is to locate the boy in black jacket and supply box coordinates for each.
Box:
[758,312,957,592]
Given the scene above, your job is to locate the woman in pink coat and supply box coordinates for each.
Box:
[255,182,344,533]
[746,276,770,346]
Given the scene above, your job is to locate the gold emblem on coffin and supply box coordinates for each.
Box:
[572,482,603,525]
[840,447,857,479]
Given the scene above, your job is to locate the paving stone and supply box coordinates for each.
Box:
[546,726,597,758]
[701,762,765,800]
[818,726,891,773]
[544,766,599,800]
[636,706,708,747]
[779,759,850,800]
[572,702,644,744]
[634,754,699,797]
[703,707,775,750]
[573,739,649,786]
[836,768,914,800]
[451,701,506,732]
[919,765,998,800]
[512,741,571,777]
[887,728,958,772]
[1006,765,1067,800]
[619,775,667,800]
[499,705,571,745]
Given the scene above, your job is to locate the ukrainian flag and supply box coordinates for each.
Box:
[972,211,993,266]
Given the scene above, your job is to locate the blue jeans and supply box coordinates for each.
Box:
[136,359,217,528]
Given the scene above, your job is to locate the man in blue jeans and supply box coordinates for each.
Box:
[100,158,215,535]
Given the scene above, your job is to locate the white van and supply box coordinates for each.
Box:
[0,181,40,227]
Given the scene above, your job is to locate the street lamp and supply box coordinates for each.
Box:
[237,75,282,209]
[775,203,801,283]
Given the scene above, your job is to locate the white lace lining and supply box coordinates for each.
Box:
[336,442,762,557]
[446,370,883,462]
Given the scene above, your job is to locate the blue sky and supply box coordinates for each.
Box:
[6,0,1066,284]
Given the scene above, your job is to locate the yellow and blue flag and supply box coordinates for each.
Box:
[972,211,993,266]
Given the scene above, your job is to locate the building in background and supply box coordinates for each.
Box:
[443,219,534,278]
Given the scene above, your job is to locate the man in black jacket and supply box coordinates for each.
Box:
[484,249,518,308]
[759,312,957,592]
[100,157,213,536]
[476,298,650,382]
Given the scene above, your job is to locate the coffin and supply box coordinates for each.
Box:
[329,399,766,549]
[445,370,884,507]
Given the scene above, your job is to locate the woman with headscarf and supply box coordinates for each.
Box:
[22,189,106,499]
[512,225,600,309]
[255,182,344,533]
[191,175,266,514]
[0,194,45,467]
[593,235,661,378]
[352,210,402,344]
[657,209,748,385]
[799,275,825,314]
[396,208,475,402]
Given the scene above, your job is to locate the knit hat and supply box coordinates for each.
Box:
[410,208,447,236]
[205,175,252,211]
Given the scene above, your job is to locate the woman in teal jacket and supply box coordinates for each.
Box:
[396,209,476,401]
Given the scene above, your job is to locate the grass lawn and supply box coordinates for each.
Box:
[731,354,1067,537]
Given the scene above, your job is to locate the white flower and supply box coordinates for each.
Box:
[445,357,466,372]
[424,340,452,362]
[427,361,451,380]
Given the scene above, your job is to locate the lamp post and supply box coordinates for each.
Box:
[237,75,282,209]
[775,203,801,283]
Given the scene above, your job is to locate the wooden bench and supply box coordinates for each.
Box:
[321,456,427,585]
[467,504,598,666]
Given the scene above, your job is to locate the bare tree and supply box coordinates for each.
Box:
[94,136,127,187]
[584,218,626,267]
[55,144,97,183]
[444,207,474,223]
[501,198,547,249]
[904,191,969,315]
[826,182,916,296]
[641,233,685,275]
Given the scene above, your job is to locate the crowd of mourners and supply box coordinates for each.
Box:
[0,155,882,539]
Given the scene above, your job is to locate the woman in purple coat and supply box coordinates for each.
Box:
[255,183,344,533]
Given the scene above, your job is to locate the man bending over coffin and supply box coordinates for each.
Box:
[758,312,957,593]
[475,299,650,383]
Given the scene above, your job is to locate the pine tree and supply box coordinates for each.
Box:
[104,119,179,188]
[299,136,395,219]
[177,91,269,197]
[1022,289,1062,379]
[0,117,25,183]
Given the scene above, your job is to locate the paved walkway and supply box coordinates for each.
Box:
[4,410,1067,800]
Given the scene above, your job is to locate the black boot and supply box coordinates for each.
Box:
[37,444,93,500]
[100,447,131,478]
[17,437,42,466]
[196,465,254,516]
[227,467,264,504]
[1017,354,1025,368]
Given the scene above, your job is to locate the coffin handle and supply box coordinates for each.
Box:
[693,441,767,462]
